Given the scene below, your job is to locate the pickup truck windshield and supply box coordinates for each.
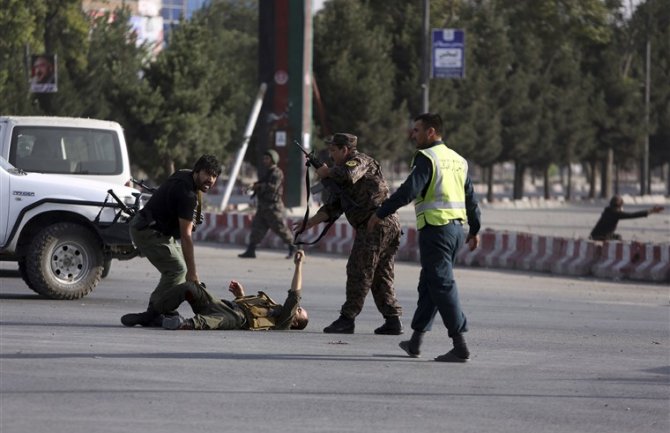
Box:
[8,126,122,175]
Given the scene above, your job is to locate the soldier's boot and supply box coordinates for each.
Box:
[238,244,256,258]
[285,244,296,259]
[399,330,424,358]
[323,315,355,334]
[374,316,404,335]
[434,333,470,363]
[162,315,195,330]
[121,306,160,327]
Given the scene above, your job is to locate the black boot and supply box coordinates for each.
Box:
[323,315,355,334]
[162,315,195,330]
[286,244,295,259]
[238,244,256,258]
[374,316,404,335]
[399,330,424,358]
[121,307,159,327]
[435,333,470,363]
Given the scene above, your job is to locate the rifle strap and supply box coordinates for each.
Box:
[293,165,335,246]
[193,190,203,232]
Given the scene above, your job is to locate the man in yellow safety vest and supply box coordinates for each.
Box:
[368,113,481,363]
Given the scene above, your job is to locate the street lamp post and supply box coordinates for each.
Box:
[421,0,430,113]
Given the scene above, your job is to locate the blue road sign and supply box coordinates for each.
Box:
[432,29,465,79]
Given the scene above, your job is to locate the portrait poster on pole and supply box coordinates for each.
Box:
[30,53,58,93]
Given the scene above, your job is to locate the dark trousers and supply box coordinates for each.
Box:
[411,222,468,338]
[341,216,402,319]
[249,205,293,246]
[157,281,246,330]
[130,215,186,311]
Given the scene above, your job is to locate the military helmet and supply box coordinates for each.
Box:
[264,149,279,164]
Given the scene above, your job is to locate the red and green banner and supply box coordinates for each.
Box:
[259,0,312,207]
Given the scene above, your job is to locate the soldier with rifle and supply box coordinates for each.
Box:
[294,133,403,335]
[239,149,295,259]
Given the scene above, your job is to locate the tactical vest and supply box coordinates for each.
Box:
[412,144,467,229]
[233,291,281,330]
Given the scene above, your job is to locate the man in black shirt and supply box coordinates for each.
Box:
[590,195,664,241]
[121,154,221,327]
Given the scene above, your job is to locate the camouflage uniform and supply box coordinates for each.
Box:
[318,150,402,320]
[154,281,302,330]
[249,164,293,246]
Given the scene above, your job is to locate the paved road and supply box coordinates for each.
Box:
[1,245,668,433]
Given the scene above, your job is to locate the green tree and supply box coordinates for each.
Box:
[0,0,90,116]
[314,0,408,160]
[630,0,670,194]
[137,0,258,179]
[582,3,645,198]
[0,0,46,114]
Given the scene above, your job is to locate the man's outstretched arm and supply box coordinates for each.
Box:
[290,250,304,292]
[273,250,305,329]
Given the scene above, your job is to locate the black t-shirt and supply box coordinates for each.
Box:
[590,206,648,240]
[144,170,197,238]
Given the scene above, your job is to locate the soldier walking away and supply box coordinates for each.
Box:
[160,250,308,331]
[369,113,481,363]
[295,133,403,335]
[121,154,221,327]
[589,195,664,241]
[239,149,295,259]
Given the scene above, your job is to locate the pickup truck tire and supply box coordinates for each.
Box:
[17,259,35,291]
[101,258,112,278]
[25,222,104,300]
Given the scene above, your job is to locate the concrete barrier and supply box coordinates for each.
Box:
[532,237,566,273]
[457,230,496,267]
[397,227,420,262]
[592,241,626,279]
[648,245,670,282]
[199,211,668,283]
[517,235,546,271]
[551,239,601,277]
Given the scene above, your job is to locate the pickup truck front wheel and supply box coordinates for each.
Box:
[25,222,103,300]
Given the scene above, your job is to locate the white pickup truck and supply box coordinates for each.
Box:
[0,157,142,299]
[0,116,143,299]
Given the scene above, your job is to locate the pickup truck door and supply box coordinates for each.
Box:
[0,161,8,246]
[0,160,42,248]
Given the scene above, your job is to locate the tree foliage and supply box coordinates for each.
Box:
[1,0,667,196]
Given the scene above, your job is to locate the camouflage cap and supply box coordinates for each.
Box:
[325,133,357,148]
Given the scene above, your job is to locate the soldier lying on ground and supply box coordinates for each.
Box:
[158,250,308,330]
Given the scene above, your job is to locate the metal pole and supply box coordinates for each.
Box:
[218,82,267,212]
[421,0,430,113]
[642,39,650,195]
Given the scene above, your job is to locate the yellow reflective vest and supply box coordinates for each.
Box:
[413,144,467,229]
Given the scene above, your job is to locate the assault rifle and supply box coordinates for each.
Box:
[294,141,323,170]
[293,140,359,245]
[131,177,158,194]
